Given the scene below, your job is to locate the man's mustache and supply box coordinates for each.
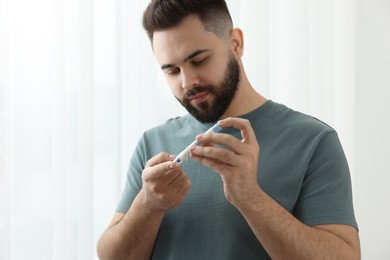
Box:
[185,85,214,99]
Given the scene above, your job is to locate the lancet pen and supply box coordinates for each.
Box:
[174,123,223,164]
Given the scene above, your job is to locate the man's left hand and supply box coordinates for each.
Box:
[189,117,261,208]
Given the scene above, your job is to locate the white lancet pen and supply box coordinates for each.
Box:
[174,123,223,164]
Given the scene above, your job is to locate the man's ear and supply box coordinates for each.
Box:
[230,28,244,58]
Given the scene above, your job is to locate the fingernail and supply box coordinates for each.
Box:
[189,145,197,152]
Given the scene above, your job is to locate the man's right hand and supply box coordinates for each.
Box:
[97,152,190,260]
[139,152,191,213]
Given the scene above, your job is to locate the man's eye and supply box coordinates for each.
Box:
[192,57,208,66]
[167,68,180,75]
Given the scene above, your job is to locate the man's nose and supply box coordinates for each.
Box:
[181,69,200,90]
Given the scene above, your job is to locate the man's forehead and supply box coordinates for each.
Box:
[152,22,225,65]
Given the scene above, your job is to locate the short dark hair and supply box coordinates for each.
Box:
[142,0,233,42]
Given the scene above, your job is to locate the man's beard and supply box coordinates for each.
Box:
[176,53,241,123]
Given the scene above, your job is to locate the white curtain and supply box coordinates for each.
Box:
[0,0,361,259]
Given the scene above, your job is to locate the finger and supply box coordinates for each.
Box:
[218,118,257,144]
[190,145,238,166]
[144,160,182,182]
[171,178,192,205]
[146,152,175,167]
[162,164,184,184]
[176,178,191,195]
[169,173,191,192]
[196,132,244,155]
[190,152,232,175]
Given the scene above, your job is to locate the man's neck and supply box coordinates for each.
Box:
[222,81,267,118]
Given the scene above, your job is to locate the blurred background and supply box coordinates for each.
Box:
[0,0,389,259]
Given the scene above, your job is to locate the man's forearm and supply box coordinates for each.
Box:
[237,188,360,260]
[97,193,164,260]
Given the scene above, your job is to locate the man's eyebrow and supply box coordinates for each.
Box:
[161,49,210,70]
[183,49,209,63]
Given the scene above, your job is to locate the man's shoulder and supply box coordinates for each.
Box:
[271,101,334,132]
[141,114,196,143]
[258,101,335,143]
[147,114,190,134]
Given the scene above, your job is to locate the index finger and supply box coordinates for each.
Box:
[218,117,257,144]
[146,152,175,167]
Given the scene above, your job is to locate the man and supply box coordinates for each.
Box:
[97,0,360,259]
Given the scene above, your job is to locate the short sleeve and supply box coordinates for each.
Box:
[116,137,146,213]
[293,131,358,229]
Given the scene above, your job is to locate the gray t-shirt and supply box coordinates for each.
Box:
[117,100,357,259]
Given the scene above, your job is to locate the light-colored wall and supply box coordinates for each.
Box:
[355,0,390,258]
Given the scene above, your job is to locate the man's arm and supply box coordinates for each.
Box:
[97,193,164,260]
[97,153,191,260]
[189,117,360,259]
[237,186,360,259]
